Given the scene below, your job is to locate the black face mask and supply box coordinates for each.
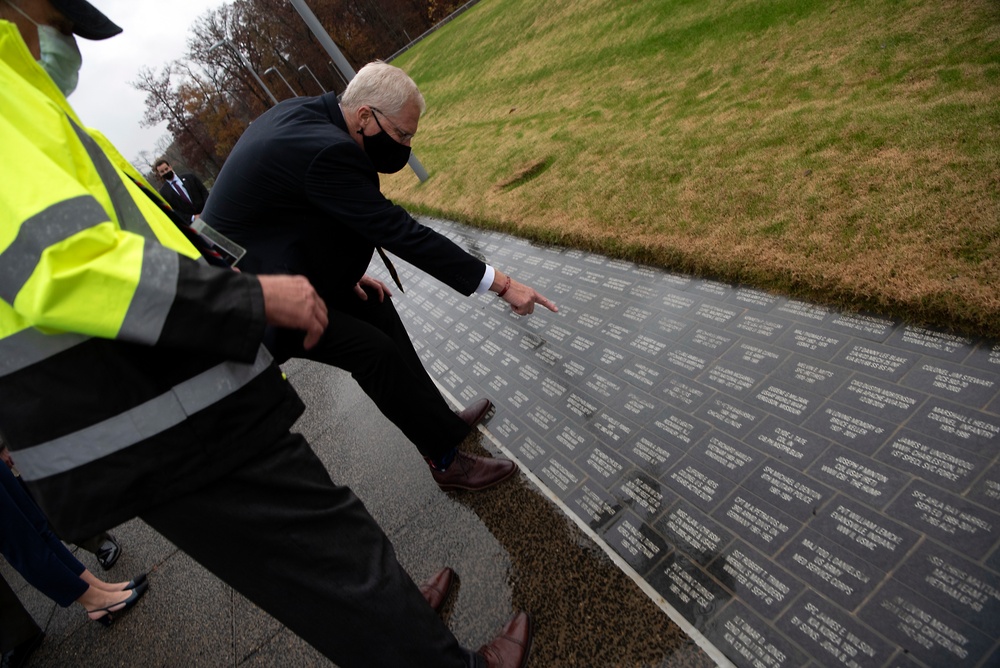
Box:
[358,113,411,174]
[161,170,175,181]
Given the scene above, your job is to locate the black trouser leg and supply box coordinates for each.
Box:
[140,433,477,668]
[293,290,469,460]
[0,573,40,654]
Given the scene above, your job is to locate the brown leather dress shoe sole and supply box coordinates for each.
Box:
[478,611,533,668]
[418,566,455,613]
[456,398,493,428]
[431,452,517,491]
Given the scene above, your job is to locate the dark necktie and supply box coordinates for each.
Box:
[172,180,191,204]
[376,247,404,293]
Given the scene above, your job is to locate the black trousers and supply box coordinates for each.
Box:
[0,573,40,654]
[273,287,469,460]
[141,432,479,668]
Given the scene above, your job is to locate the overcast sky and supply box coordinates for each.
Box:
[72,0,227,165]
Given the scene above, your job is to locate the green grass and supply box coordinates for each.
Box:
[382,0,1000,338]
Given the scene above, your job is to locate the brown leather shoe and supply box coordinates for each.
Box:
[431,451,516,491]
[418,566,455,613]
[456,398,493,428]
[477,611,533,668]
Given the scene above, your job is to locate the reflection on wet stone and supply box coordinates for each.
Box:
[648,552,730,627]
[388,219,1000,668]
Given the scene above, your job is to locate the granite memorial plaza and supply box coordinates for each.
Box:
[5,218,1000,667]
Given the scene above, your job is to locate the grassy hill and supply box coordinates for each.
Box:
[382,0,1000,338]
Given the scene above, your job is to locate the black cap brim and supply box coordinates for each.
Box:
[49,0,122,40]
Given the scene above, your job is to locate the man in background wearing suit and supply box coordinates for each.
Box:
[203,61,558,494]
[155,158,209,221]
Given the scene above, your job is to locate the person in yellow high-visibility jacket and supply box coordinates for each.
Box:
[0,1,532,666]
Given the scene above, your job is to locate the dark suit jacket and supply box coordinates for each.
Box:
[202,93,486,301]
[158,173,209,218]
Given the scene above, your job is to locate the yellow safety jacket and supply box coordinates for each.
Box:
[0,20,303,541]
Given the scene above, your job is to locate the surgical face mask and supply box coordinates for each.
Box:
[7,2,82,96]
[357,110,411,174]
[161,170,175,181]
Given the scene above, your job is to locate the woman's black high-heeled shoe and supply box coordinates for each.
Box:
[88,579,149,627]
[123,573,147,590]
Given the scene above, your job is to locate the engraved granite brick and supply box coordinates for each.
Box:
[831,375,926,423]
[713,491,799,556]
[657,376,714,412]
[692,301,742,328]
[721,341,789,375]
[603,511,671,575]
[727,287,782,314]
[777,591,894,666]
[585,343,629,376]
[895,540,1000,634]
[904,400,1000,457]
[618,359,667,395]
[563,389,602,421]
[812,497,918,572]
[887,324,977,363]
[551,423,593,458]
[567,481,622,531]
[665,456,738,512]
[682,326,738,356]
[776,528,885,611]
[729,312,792,344]
[701,361,766,399]
[513,433,550,473]
[775,324,847,361]
[688,430,765,483]
[660,288,699,315]
[575,443,630,490]
[808,445,908,509]
[586,408,640,448]
[825,311,897,342]
[615,470,677,523]
[648,552,730,628]
[874,429,991,493]
[661,343,711,378]
[703,602,809,668]
[966,461,1000,510]
[901,357,1000,408]
[802,400,894,456]
[536,452,586,500]
[771,355,846,398]
[748,379,823,424]
[708,541,803,619]
[886,481,1000,560]
[621,430,686,479]
[609,389,661,428]
[690,279,734,302]
[647,407,712,450]
[656,500,733,566]
[747,415,831,470]
[695,396,765,439]
[859,579,993,668]
[644,313,695,341]
[742,460,831,522]
[832,340,917,382]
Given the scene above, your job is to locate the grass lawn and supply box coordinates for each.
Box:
[381,0,1000,339]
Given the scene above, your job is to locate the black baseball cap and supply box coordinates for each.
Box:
[50,0,121,40]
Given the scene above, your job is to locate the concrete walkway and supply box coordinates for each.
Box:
[5,358,712,667]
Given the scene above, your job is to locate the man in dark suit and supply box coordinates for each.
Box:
[155,158,209,221]
[203,62,558,496]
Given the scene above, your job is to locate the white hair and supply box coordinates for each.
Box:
[341,61,425,116]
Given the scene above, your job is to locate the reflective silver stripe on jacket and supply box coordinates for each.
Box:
[0,196,107,304]
[13,345,274,481]
[0,327,90,377]
[117,242,178,345]
[67,118,155,240]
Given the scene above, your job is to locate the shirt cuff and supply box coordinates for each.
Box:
[475,265,495,294]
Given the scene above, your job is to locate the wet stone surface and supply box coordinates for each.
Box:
[390,217,1000,668]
